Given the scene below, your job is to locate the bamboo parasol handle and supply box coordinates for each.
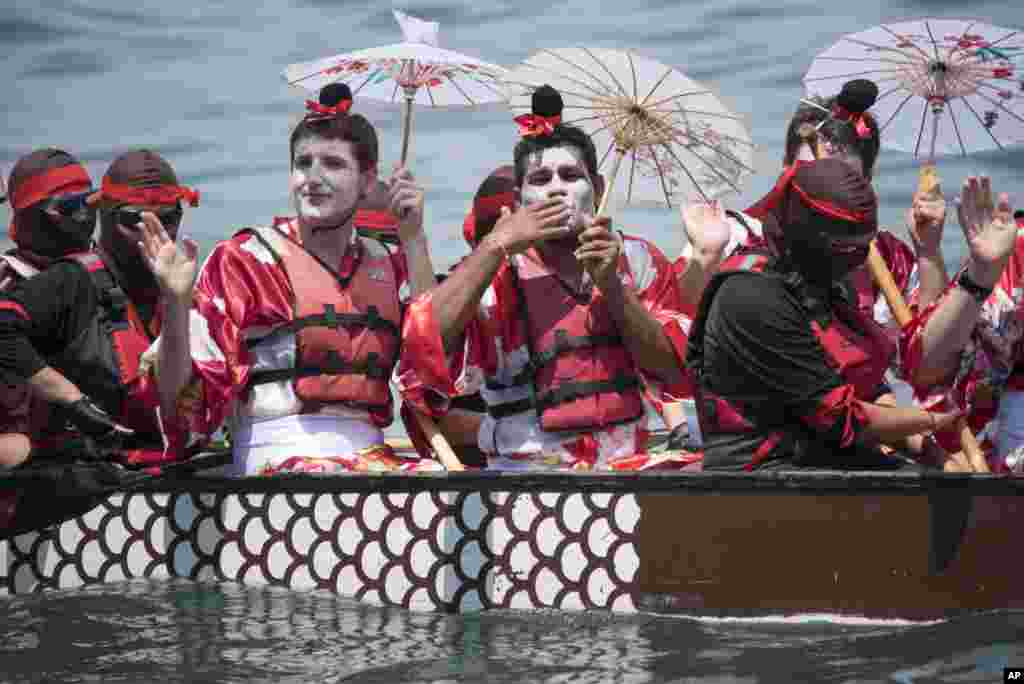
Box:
[596,147,627,218]
[865,242,988,472]
[400,94,414,167]
[412,410,465,472]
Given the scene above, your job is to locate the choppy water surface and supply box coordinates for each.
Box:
[0,580,1022,683]
[3,1,1023,272]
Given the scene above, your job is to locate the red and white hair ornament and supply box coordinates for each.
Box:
[829,104,873,140]
[305,97,353,119]
[514,113,561,138]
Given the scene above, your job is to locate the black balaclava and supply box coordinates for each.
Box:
[8,149,95,264]
[778,158,879,286]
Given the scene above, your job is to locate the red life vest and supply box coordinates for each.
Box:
[688,268,894,469]
[52,253,165,460]
[486,252,645,432]
[240,226,402,413]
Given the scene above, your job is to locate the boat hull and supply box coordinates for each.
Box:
[2,471,1022,619]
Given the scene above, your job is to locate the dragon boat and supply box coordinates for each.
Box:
[1,443,1022,621]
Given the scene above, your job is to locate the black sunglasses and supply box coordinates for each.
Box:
[44,191,94,217]
[114,207,183,229]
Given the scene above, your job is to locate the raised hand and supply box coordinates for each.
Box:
[388,164,425,243]
[489,199,573,255]
[138,212,199,303]
[681,200,731,261]
[575,215,621,291]
[957,176,1015,288]
[907,192,946,256]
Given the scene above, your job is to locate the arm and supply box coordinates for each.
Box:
[675,202,731,312]
[389,165,436,297]
[578,227,686,386]
[0,433,30,468]
[139,213,201,424]
[430,200,572,350]
[912,178,1016,385]
[906,193,949,310]
[600,277,683,385]
[0,265,135,441]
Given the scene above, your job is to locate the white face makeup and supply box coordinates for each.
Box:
[520,146,595,233]
[290,137,368,232]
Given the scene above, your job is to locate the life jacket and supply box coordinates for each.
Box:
[485,250,645,433]
[50,252,165,457]
[240,225,402,413]
[688,267,894,469]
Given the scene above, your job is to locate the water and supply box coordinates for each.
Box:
[2,1,1022,273]
[3,3,1024,679]
[0,579,1022,683]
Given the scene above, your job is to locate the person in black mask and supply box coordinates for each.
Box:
[0,149,199,468]
[685,158,963,470]
[1,149,97,466]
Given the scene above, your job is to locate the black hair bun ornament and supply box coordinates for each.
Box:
[305,82,353,118]
[532,84,564,118]
[320,82,353,108]
[515,84,564,138]
[836,79,878,114]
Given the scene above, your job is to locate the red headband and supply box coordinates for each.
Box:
[11,164,91,211]
[745,161,803,220]
[89,176,200,208]
[305,99,353,119]
[746,160,867,224]
[790,181,867,223]
[830,104,873,140]
[354,209,399,232]
[1016,216,1024,230]
[473,191,515,221]
[515,113,561,138]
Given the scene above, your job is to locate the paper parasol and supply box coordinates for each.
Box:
[503,47,754,214]
[284,10,508,165]
[803,17,1024,161]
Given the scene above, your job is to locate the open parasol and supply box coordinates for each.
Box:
[283,10,508,166]
[503,47,755,215]
[803,18,1024,162]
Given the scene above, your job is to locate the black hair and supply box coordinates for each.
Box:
[784,80,880,180]
[1015,210,1024,220]
[512,85,598,187]
[289,83,378,173]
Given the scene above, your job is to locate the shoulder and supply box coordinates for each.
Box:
[708,271,803,329]
[209,226,286,269]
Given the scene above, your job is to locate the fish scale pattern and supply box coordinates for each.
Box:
[0,488,640,613]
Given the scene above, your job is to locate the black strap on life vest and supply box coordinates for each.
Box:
[487,371,640,420]
[248,350,390,387]
[267,303,400,339]
[486,253,639,422]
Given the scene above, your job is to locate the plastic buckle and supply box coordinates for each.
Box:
[324,304,339,329]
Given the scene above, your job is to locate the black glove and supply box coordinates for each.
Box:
[64,396,132,444]
[666,421,689,451]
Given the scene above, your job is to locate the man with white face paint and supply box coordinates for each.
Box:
[146,84,441,475]
[396,85,690,470]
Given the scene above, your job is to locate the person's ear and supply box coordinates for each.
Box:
[359,166,378,200]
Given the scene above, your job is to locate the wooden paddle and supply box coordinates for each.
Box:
[411,410,465,472]
[866,164,988,472]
